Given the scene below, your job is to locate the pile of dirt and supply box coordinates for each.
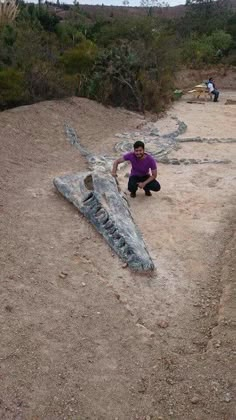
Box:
[0,95,235,419]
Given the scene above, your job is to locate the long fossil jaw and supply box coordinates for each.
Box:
[53,171,155,272]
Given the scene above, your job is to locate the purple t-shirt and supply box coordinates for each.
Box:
[123,152,157,177]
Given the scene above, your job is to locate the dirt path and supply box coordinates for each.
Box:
[0,93,235,419]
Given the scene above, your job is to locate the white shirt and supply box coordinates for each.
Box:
[207,82,214,93]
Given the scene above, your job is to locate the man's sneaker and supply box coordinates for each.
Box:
[145,190,152,197]
[130,192,136,198]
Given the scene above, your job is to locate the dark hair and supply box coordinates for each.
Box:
[209,77,213,81]
[133,140,145,150]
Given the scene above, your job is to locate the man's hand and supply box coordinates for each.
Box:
[111,157,125,178]
[138,182,146,189]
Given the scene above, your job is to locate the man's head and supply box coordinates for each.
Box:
[209,77,213,82]
[133,140,145,159]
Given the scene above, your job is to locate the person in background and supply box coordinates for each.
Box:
[207,77,219,102]
[112,140,161,198]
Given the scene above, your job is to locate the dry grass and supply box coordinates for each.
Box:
[0,0,18,27]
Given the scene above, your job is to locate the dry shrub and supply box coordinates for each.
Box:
[0,0,18,27]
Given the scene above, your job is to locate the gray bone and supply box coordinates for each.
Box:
[54,171,155,271]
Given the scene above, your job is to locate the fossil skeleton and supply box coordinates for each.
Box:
[53,171,155,271]
[54,117,235,271]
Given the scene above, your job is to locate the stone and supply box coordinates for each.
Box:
[224,393,231,403]
[157,320,169,329]
[191,396,200,404]
[59,272,68,279]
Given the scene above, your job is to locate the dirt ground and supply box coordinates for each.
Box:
[0,92,235,420]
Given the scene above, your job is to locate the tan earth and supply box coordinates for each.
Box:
[0,91,235,420]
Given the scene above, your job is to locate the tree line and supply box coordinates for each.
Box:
[0,0,235,111]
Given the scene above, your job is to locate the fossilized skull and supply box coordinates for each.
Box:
[53,171,155,271]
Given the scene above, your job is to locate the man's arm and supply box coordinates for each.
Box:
[138,169,157,189]
[112,157,125,177]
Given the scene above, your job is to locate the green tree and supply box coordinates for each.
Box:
[61,40,98,75]
[182,0,231,35]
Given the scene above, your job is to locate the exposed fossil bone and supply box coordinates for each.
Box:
[56,118,233,271]
[53,171,155,271]
[65,125,115,172]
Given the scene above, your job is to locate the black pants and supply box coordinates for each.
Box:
[128,175,161,193]
[212,89,219,102]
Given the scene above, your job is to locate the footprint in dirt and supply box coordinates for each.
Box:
[161,196,174,204]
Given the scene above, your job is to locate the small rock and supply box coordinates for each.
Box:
[122,263,128,269]
[224,393,231,403]
[157,320,169,329]
[191,396,199,404]
[82,282,86,287]
[59,272,68,279]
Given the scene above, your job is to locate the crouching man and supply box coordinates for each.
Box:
[112,140,161,198]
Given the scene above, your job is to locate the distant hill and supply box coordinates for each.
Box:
[54,0,236,21]
[55,4,185,21]
[78,4,185,19]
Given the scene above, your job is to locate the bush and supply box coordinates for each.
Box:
[61,40,98,75]
[0,68,28,109]
[182,30,233,66]
[209,30,232,51]
[24,61,76,101]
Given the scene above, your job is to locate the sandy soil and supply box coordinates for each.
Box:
[0,92,235,420]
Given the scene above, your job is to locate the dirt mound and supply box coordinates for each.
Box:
[0,96,235,419]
